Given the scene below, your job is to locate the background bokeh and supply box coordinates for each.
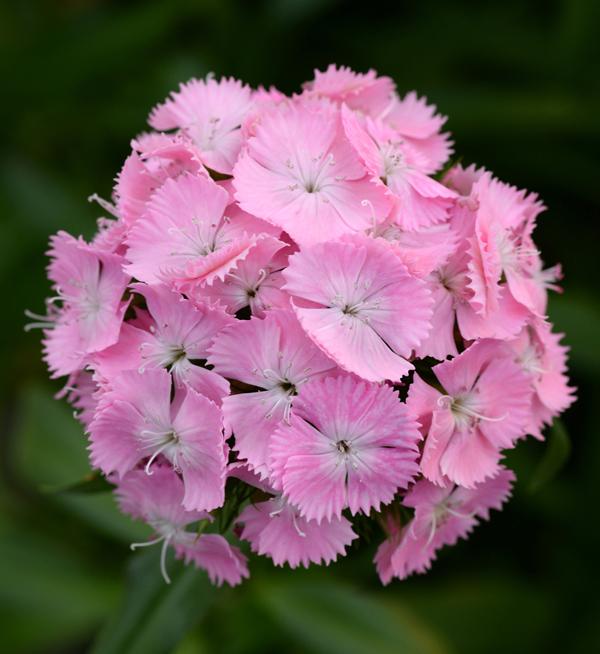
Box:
[1,1,599,652]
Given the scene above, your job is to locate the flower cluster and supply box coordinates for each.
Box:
[29,65,575,586]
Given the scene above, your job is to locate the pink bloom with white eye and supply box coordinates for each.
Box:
[342,105,456,231]
[237,493,356,569]
[375,469,514,583]
[508,320,575,438]
[382,91,453,174]
[115,133,207,227]
[408,340,532,488]
[303,64,395,116]
[89,368,226,512]
[283,236,432,382]
[116,466,248,586]
[148,76,254,174]
[125,173,262,292]
[233,99,392,247]
[208,309,337,477]
[269,374,421,523]
[132,283,233,404]
[39,231,130,378]
[200,236,291,318]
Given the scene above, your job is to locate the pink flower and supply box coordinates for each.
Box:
[148,76,254,174]
[382,91,453,174]
[408,340,532,487]
[237,493,356,569]
[208,309,337,476]
[199,236,291,318]
[465,172,550,317]
[283,236,432,382]
[116,466,248,586]
[269,374,421,523]
[342,105,456,231]
[125,173,262,292]
[509,320,575,437]
[375,469,514,583]
[39,231,130,378]
[89,368,227,512]
[303,64,395,115]
[233,99,392,246]
[115,133,207,226]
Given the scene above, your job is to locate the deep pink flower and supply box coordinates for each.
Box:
[40,231,129,378]
[117,466,248,586]
[303,64,395,115]
[126,173,263,292]
[408,340,532,487]
[208,309,337,477]
[375,468,514,583]
[342,105,456,231]
[283,235,432,382]
[233,99,392,246]
[148,76,254,174]
[90,368,226,512]
[269,374,421,523]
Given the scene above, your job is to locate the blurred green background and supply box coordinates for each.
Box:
[1,1,599,652]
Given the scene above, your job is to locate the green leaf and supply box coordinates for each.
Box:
[91,548,217,654]
[529,419,572,492]
[255,578,448,654]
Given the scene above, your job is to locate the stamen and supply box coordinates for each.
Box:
[88,193,119,218]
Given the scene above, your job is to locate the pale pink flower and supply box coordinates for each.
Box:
[237,493,356,569]
[303,64,395,115]
[117,466,248,586]
[465,172,550,317]
[370,217,458,278]
[509,319,575,437]
[342,105,456,231]
[125,173,262,292]
[408,340,532,487]
[39,231,129,378]
[148,76,254,174]
[233,99,391,246]
[375,469,514,582]
[282,235,432,382]
[199,236,291,318]
[382,91,453,174]
[89,368,227,512]
[269,374,421,523]
[115,133,207,226]
[208,309,337,477]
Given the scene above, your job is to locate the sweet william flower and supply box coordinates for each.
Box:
[408,339,532,487]
[149,75,254,174]
[341,104,456,231]
[375,468,514,583]
[89,368,227,512]
[283,235,433,382]
[233,99,392,247]
[37,231,130,378]
[117,466,248,586]
[125,173,264,293]
[208,309,337,477]
[269,374,421,523]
